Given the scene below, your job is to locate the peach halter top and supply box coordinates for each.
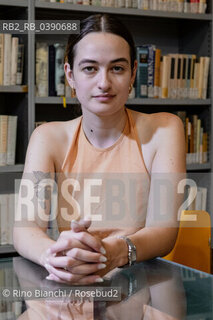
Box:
[57,108,150,238]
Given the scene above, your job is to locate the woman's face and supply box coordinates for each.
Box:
[66,32,137,117]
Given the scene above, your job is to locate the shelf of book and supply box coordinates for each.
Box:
[0,245,16,255]
[187,162,211,171]
[35,1,212,21]
[0,86,28,93]
[0,165,24,173]
[126,99,211,106]
[0,0,28,7]
[35,97,211,106]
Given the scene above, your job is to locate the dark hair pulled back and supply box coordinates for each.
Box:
[65,14,136,73]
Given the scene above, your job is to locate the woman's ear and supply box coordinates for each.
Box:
[64,62,75,89]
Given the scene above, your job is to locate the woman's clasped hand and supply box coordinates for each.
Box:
[44,219,108,284]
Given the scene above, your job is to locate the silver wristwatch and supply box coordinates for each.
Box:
[118,236,137,266]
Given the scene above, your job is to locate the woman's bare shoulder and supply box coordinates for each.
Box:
[130,109,182,127]
[130,110,183,140]
[26,117,82,172]
[33,116,81,145]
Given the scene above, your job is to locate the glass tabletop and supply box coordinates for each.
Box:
[0,256,212,319]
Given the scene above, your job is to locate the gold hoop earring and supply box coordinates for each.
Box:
[128,83,133,94]
[71,87,76,98]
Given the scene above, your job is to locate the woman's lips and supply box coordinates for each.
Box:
[93,95,116,102]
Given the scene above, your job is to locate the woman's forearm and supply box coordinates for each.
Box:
[125,227,178,263]
[13,224,56,266]
[100,226,178,273]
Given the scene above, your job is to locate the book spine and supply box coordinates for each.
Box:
[177,55,182,99]
[36,42,48,97]
[186,55,191,98]
[145,45,155,98]
[11,37,19,85]
[16,44,24,85]
[195,187,202,210]
[6,116,18,165]
[0,34,4,86]
[178,0,184,12]
[8,194,15,245]
[189,55,196,99]
[202,56,210,99]
[198,0,207,13]
[0,115,8,166]
[91,0,101,4]
[185,117,189,160]
[199,126,203,163]
[201,187,207,211]
[187,120,191,163]
[193,61,199,99]
[3,34,12,86]
[125,0,132,8]
[48,45,56,96]
[0,194,8,245]
[161,55,170,98]
[136,47,148,98]
[198,56,204,99]
[55,43,65,96]
[154,48,161,98]
[190,0,198,13]
[203,132,208,163]
[168,54,178,99]
[183,55,188,99]
[196,118,201,163]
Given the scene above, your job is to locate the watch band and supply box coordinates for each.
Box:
[118,236,137,266]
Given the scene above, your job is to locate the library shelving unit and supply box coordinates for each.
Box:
[0,0,212,260]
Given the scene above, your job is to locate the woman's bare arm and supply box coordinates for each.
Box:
[95,113,186,275]
[13,123,57,266]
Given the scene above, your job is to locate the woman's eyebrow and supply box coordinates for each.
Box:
[78,58,129,66]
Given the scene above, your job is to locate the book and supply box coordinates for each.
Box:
[193,60,199,99]
[8,193,18,245]
[153,48,161,98]
[16,44,24,85]
[136,46,148,98]
[0,194,8,245]
[198,56,204,99]
[0,115,8,166]
[54,43,65,96]
[198,0,207,13]
[186,54,191,98]
[196,118,201,163]
[161,55,171,98]
[3,34,11,86]
[168,54,178,99]
[189,54,196,99]
[6,116,18,165]
[36,42,48,97]
[144,44,156,98]
[202,132,208,163]
[181,54,187,99]
[91,0,101,4]
[11,37,19,85]
[48,44,56,96]
[202,56,210,99]
[0,34,4,86]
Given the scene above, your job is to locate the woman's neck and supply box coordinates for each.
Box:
[82,107,127,149]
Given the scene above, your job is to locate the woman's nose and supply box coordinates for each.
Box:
[97,70,111,91]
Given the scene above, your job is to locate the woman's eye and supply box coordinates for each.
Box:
[112,66,124,72]
[83,66,96,73]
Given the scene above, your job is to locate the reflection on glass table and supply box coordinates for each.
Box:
[0,256,212,319]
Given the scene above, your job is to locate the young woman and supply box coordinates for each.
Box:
[13,13,186,285]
